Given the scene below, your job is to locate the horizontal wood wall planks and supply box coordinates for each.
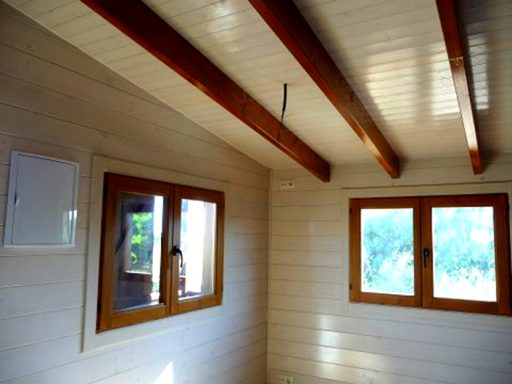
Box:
[0,2,269,381]
[249,0,400,179]
[81,0,330,182]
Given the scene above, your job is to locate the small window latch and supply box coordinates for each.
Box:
[423,248,430,268]
[172,245,183,268]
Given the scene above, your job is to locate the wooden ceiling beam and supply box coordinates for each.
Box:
[81,0,330,182]
[436,0,483,174]
[249,0,400,178]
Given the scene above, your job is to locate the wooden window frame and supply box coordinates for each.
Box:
[172,185,225,315]
[350,197,422,308]
[97,174,224,332]
[349,194,511,315]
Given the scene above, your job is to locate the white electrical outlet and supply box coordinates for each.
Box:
[277,375,294,384]
[279,178,296,190]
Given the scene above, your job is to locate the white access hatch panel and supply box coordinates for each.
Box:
[4,151,79,246]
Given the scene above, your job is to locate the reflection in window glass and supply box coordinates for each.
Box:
[113,193,164,311]
[179,199,216,300]
[432,207,496,302]
[361,208,414,295]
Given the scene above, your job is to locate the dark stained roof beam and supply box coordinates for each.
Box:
[82,0,330,182]
[437,0,483,174]
[249,0,400,178]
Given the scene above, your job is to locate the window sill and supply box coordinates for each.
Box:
[83,304,223,353]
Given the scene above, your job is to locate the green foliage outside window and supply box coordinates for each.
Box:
[129,212,154,274]
[361,209,414,295]
[433,207,496,301]
[361,206,496,300]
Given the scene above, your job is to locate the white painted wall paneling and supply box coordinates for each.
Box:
[0,2,269,383]
[269,159,512,384]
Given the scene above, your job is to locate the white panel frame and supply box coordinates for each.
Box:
[83,155,227,352]
[4,151,79,247]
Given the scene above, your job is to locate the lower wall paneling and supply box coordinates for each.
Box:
[269,162,512,384]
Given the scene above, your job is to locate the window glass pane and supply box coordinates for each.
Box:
[432,207,496,301]
[361,208,414,295]
[113,193,164,311]
[179,199,216,300]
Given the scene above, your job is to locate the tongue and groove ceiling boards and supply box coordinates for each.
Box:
[6,0,512,181]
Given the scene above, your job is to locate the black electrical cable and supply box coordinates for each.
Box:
[280,83,288,124]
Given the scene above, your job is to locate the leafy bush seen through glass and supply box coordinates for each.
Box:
[129,212,154,274]
[361,209,414,295]
[432,207,496,301]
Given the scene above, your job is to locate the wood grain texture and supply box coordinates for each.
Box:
[81,0,330,182]
[436,0,483,174]
[249,0,400,178]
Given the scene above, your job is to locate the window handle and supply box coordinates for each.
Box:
[423,248,430,268]
[172,245,183,268]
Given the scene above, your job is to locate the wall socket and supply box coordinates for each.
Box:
[279,178,296,190]
[277,375,294,384]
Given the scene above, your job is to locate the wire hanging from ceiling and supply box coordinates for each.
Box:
[280,83,288,125]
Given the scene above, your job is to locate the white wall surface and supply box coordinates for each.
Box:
[0,2,268,383]
[270,158,512,384]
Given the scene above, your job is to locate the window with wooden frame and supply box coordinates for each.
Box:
[349,194,511,315]
[97,173,224,332]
